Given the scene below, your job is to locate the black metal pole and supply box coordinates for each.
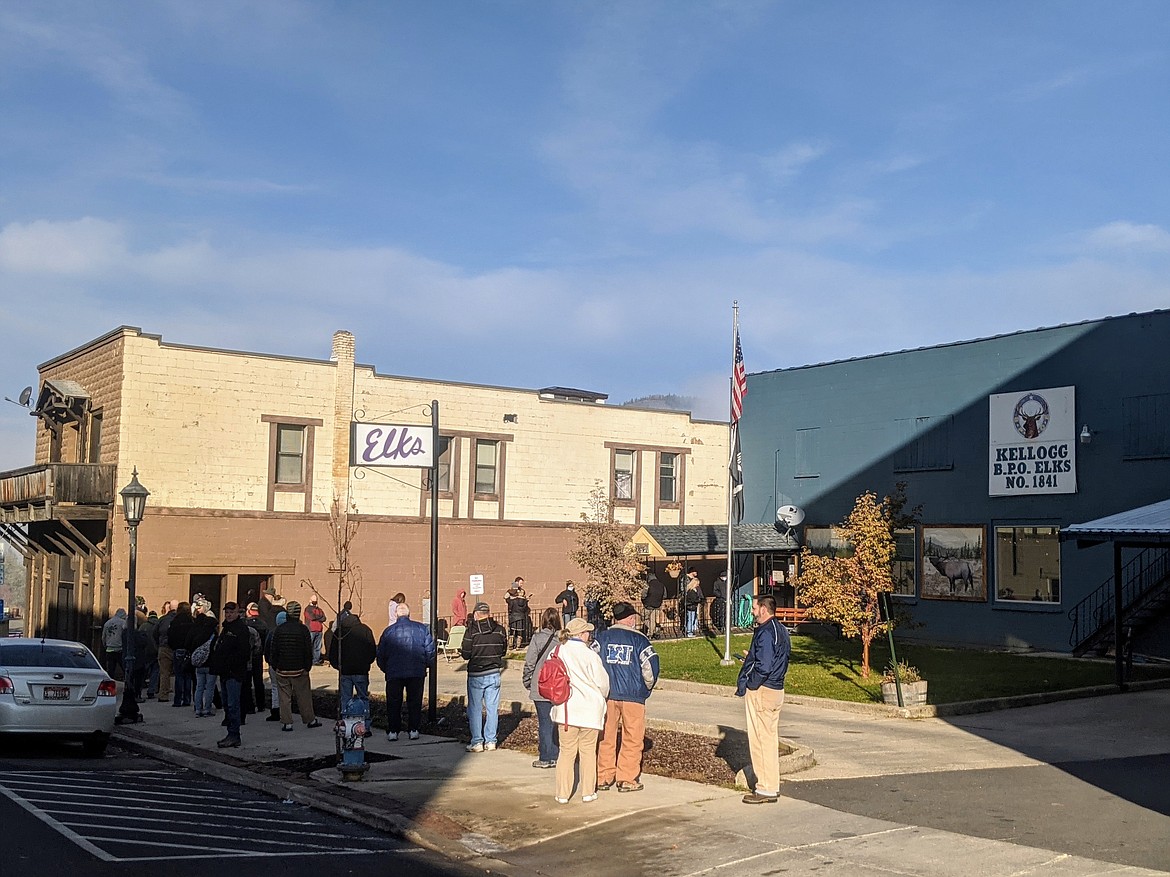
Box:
[428,399,440,722]
[116,524,141,723]
[1114,542,1126,691]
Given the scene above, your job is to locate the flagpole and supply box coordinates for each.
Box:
[721,302,739,666]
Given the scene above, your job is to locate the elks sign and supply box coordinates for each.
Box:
[988,386,1077,496]
[351,422,435,468]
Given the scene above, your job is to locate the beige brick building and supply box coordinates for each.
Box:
[0,327,730,645]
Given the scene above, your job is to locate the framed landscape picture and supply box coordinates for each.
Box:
[920,525,986,601]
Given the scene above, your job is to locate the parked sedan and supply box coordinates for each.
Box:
[0,638,118,756]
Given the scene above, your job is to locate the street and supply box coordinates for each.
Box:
[0,739,479,877]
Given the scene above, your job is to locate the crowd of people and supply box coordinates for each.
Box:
[101,576,790,806]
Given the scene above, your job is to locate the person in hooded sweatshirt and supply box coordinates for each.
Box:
[266,600,321,732]
[101,608,127,679]
[167,602,195,708]
[328,609,378,735]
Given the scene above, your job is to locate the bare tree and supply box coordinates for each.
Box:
[568,482,646,618]
[301,491,363,620]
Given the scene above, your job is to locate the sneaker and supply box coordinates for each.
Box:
[387,732,399,741]
[483,742,497,751]
[265,712,282,722]
[554,797,569,805]
[282,723,294,732]
[216,737,241,749]
[306,720,322,729]
[532,759,552,769]
[618,781,644,793]
[742,793,779,804]
[466,742,484,752]
[596,780,615,791]
[408,731,420,740]
[582,793,598,803]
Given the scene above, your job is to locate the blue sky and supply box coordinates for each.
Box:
[2,2,1168,469]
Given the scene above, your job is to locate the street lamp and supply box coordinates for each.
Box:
[115,468,149,725]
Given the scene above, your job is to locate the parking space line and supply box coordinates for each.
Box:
[40,809,326,829]
[0,783,116,862]
[61,820,367,843]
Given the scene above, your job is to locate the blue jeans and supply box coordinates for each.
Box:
[173,654,192,706]
[686,609,698,636]
[466,673,501,746]
[534,700,559,763]
[195,668,217,714]
[223,677,242,740]
[311,631,323,663]
[562,613,574,629]
[339,674,371,724]
[145,661,159,698]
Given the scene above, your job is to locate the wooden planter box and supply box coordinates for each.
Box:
[881,679,928,706]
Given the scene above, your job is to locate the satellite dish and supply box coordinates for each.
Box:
[18,386,32,406]
[776,505,805,527]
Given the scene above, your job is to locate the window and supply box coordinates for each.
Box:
[475,440,498,495]
[995,526,1060,603]
[894,416,953,472]
[424,436,453,493]
[659,452,678,503]
[892,528,917,596]
[87,412,102,464]
[795,428,821,478]
[614,450,635,501]
[804,526,851,558]
[1123,393,1170,459]
[275,424,305,485]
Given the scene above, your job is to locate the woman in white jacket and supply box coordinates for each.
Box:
[550,617,610,803]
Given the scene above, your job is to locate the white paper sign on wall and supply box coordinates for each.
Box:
[469,574,485,595]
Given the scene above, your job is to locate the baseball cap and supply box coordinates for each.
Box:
[473,602,490,613]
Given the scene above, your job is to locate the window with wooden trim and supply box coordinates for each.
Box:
[614,449,635,502]
[659,452,678,503]
[474,439,498,495]
[424,435,453,493]
[275,424,306,485]
[87,412,103,464]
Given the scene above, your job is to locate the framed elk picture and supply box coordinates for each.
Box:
[920,526,986,602]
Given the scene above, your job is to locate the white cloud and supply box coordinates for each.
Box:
[0,217,128,276]
[1084,221,1170,254]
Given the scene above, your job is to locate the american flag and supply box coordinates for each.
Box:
[731,330,747,423]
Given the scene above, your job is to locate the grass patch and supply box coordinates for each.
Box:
[656,633,1170,704]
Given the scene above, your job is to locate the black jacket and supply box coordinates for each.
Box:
[459,618,508,677]
[644,577,666,610]
[555,588,579,614]
[208,617,251,680]
[167,612,193,650]
[326,615,377,675]
[184,615,217,653]
[267,619,314,673]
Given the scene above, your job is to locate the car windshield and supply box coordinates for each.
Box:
[0,643,102,670]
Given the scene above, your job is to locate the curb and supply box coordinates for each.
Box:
[112,726,481,866]
[644,717,815,776]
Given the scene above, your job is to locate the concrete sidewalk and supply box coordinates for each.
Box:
[111,660,1170,877]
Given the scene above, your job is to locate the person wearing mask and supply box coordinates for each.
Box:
[244,603,268,712]
[521,608,562,769]
[266,600,322,732]
[684,571,704,637]
[551,617,610,805]
[154,601,177,702]
[506,580,530,649]
[329,608,379,735]
[208,602,252,748]
[376,603,436,741]
[459,602,508,752]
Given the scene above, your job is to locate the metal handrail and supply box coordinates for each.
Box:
[1068,547,1170,648]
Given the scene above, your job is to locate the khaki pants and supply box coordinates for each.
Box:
[701,596,716,631]
[157,646,174,700]
[276,671,316,725]
[645,607,662,638]
[744,685,785,797]
[598,700,646,785]
[555,726,599,801]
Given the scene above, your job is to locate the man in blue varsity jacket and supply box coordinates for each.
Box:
[735,593,791,804]
[593,601,660,792]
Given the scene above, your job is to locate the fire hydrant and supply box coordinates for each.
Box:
[335,694,370,782]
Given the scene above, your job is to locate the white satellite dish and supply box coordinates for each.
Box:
[776,505,805,527]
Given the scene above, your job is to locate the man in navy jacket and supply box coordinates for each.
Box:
[376,603,436,741]
[593,602,659,792]
[735,594,791,804]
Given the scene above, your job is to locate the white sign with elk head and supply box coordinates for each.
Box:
[988,386,1077,496]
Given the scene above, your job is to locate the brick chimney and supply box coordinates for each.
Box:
[331,331,355,492]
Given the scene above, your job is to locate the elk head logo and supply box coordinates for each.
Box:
[1012,393,1050,439]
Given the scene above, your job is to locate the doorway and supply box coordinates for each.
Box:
[237,574,270,608]
[189,574,225,612]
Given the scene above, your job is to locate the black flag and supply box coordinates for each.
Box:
[730,422,744,524]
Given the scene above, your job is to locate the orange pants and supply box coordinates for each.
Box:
[598,699,646,785]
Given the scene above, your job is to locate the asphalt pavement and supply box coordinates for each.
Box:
[95,656,1170,877]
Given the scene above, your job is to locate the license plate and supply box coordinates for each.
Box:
[43,686,70,700]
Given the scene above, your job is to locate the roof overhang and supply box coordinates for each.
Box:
[629,524,800,558]
[1060,498,1170,549]
[32,379,91,432]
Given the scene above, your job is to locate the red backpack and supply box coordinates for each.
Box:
[537,645,571,715]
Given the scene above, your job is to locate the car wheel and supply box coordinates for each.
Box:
[82,734,110,757]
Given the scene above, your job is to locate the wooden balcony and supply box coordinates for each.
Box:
[0,463,116,522]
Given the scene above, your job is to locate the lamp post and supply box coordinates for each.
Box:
[115,468,149,725]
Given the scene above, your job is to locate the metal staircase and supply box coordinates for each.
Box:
[1068,547,1170,656]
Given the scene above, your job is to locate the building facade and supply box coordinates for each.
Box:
[742,309,1170,655]
[0,327,729,646]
